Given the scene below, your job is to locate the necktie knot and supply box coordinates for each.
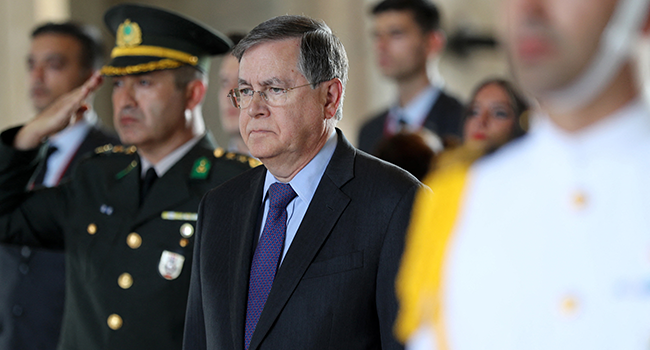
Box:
[268,182,296,209]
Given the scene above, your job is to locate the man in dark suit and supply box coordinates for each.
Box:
[0,22,118,350]
[358,0,464,154]
[183,15,423,350]
[0,4,255,350]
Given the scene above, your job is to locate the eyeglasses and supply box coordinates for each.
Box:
[227,83,313,109]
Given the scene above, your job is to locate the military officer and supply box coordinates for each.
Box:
[395,0,650,349]
[0,4,257,350]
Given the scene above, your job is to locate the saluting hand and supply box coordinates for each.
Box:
[14,72,104,150]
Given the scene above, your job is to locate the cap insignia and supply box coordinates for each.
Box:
[117,19,142,48]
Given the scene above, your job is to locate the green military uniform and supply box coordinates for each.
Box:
[0,127,255,349]
[0,4,257,350]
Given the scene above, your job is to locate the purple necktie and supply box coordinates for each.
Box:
[245,182,297,349]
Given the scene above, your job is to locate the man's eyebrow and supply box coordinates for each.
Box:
[260,77,285,87]
[238,77,286,87]
[44,54,66,62]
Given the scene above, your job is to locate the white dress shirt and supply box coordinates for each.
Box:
[43,118,92,187]
[139,135,203,178]
[386,85,441,134]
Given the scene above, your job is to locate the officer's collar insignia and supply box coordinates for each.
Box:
[116,160,138,180]
[190,157,211,179]
[117,19,142,48]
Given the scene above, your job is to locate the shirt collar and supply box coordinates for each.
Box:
[140,134,203,178]
[48,118,91,155]
[390,85,441,128]
[263,130,338,204]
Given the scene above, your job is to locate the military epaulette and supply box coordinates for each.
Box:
[94,144,137,155]
[213,147,262,168]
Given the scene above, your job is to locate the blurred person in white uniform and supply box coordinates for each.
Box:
[395,0,650,349]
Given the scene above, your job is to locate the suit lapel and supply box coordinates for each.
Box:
[230,167,266,350]
[248,129,355,350]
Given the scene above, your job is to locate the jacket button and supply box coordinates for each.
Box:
[87,223,97,235]
[107,314,123,330]
[127,233,142,249]
[118,273,133,289]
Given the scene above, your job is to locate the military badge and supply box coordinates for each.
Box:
[116,19,142,48]
[158,250,185,280]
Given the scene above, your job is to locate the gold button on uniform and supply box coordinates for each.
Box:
[127,233,142,249]
[118,273,133,289]
[107,314,123,330]
[180,223,194,238]
[560,295,579,316]
[572,191,587,209]
[87,223,97,235]
[179,238,189,247]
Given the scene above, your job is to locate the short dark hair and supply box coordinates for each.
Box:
[371,0,441,32]
[375,131,435,181]
[232,15,349,120]
[31,22,104,71]
[172,65,205,90]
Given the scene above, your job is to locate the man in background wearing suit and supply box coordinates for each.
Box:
[358,0,463,154]
[0,22,117,350]
[183,15,422,350]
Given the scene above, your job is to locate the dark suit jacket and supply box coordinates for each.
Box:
[183,129,422,350]
[0,127,253,350]
[0,125,118,350]
[358,90,464,154]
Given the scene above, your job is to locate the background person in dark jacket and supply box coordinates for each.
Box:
[0,21,117,350]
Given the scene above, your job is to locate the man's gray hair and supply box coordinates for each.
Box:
[232,15,349,120]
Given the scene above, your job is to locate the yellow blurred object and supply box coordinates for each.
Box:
[394,147,481,349]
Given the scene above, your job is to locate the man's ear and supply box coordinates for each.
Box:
[323,78,343,120]
[425,30,446,58]
[185,79,207,110]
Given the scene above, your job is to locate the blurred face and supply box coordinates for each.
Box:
[238,39,331,167]
[463,83,518,150]
[218,54,241,136]
[112,70,190,149]
[373,10,431,81]
[502,0,618,97]
[28,33,90,112]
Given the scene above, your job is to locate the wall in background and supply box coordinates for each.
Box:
[0,0,510,146]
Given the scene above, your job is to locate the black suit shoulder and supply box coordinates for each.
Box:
[425,91,464,138]
[358,110,389,154]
